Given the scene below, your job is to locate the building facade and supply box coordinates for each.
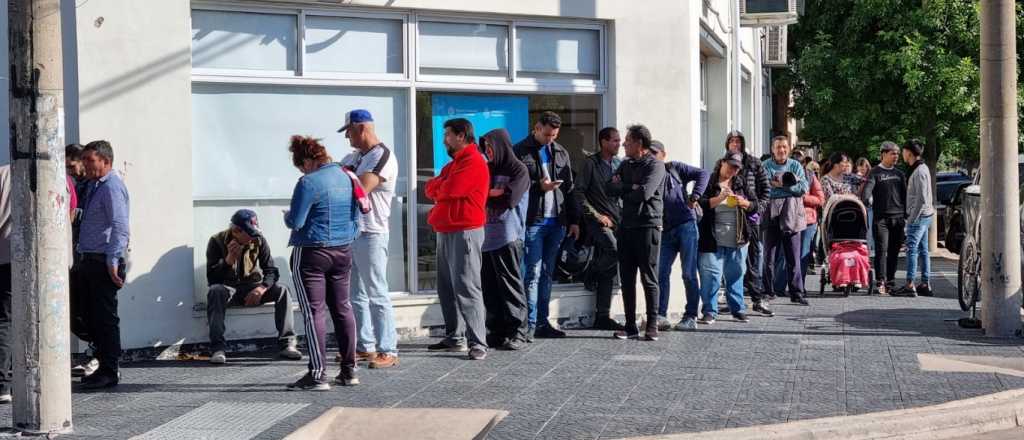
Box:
[5,0,778,351]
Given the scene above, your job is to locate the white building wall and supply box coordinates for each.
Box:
[63,0,776,350]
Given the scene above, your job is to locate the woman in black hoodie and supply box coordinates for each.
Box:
[724,131,773,316]
[478,129,532,350]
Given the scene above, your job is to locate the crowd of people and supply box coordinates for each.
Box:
[0,108,936,396]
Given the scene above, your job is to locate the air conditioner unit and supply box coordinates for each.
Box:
[763,25,788,66]
[740,0,800,27]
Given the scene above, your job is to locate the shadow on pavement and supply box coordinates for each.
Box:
[835,307,1023,346]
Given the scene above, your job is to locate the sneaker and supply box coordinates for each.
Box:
[535,325,566,339]
[502,339,525,351]
[369,353,399,369]
[916,284,933,297]
[525,326,536,343]
[674,317,698,331]
[891,286,918,297]
[732,313,750,323]
[81,370,120,389]
[278,344,302,361]
[0,384,10,403]
[644,327,659,341]
[71,358,98,378]
[697,315,716,325]
[210,350,226,365]
[335,367,360,386]
[468,347,487,361]
[288,373,331,391]
[613,329,640,340]
[427,341,468,352]
[656,316,672,331]
[791,295,810,306]
[752,302,774,317]
[355,351,377,362]
[874,282,887,295]
[593,316,625,331]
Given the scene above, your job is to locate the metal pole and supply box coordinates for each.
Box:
[8,0,73,433]
[979,0,1022,338]
[731,0,742,133]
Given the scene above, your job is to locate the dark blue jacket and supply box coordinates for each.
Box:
[663,161,710,230]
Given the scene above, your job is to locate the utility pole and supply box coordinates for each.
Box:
[979,0,1022,338]
[9,0,74,434]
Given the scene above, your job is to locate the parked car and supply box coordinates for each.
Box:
[935,171,972,238]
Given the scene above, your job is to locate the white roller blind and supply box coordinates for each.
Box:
[191,10,297,71]
[305,16,403,74]
[418,22,508,73]
[191,83,407,199]
[515,27,599,77]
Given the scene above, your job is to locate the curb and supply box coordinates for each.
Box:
[621,389,1024,440]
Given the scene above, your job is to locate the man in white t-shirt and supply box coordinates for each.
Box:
[338,109,400,369]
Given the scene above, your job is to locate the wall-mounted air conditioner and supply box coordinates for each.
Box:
[741,0,800,27]
[763,25,788,66]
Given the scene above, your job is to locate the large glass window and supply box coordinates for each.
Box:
[515,27,599,80]
[191,83,410,297]
[191,10,297,72]
[414,92,600,291]
[304,16,404,74]
[418,22,509,77]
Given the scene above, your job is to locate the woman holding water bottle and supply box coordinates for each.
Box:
[694,152,761,324]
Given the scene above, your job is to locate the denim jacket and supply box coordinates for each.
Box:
[285,163,359,248]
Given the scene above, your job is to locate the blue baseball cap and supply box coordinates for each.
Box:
[230,209,262,238]
[338,109,374,132]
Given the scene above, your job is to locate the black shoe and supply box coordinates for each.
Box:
[334,367,360,386]
[891,286,918,297]
[791,295,809,306]
[644,326,659,341]
[592,316,625,331]
[732,313,750,322]
[752,302,774,317]
[534,325,566,339]
[916,284,933,297]
[287,372,330,391]
[81,370,119,389]
[718,305,732,314]
[525,326,535,343]
[613,329,640,340]
[468,347,487,360]
[427,341,468,352]
[502,339,525,351]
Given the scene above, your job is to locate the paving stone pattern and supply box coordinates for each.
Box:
[2,259,1023,440]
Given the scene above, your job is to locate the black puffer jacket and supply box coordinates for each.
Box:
[697,162,760,253]
[725,131,770,220]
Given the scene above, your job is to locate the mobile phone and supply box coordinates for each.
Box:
[552,179,564,185]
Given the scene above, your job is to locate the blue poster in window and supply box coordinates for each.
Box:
[431,94,529,173]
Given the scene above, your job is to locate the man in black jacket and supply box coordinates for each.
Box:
[574,127,625,331]
[514,112,580,339]
[205,210,299,364]
[611,124,666,341]
[861,141,907,295]
[726,131,773,316]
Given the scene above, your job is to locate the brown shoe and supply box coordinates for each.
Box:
[348,351,376,363]
[369,353,399,369]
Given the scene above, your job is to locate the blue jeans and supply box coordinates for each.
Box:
[524,221,565,328]
[904,215,933,285]
[658,221,700,318]
[699,245,748,318]
[350,231,397,354]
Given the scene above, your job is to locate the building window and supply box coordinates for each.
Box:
[304,16,404,75]
[191,10,298,72]
[515,27,600,80]
[417,22,509,78]
[414,91,600,291]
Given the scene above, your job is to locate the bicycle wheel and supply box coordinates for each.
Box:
[957,239,980,312]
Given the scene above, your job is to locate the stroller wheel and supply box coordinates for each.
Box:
[819,272,826,296]
[843,286,852,297]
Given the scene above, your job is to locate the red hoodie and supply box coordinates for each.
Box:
[425,144,490,233]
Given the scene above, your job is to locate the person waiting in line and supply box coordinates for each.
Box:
[854,157,874,255]
[820,152,859,202]
[650,140,709,331]
[284,136,361,391]
[861,142,907,295]
[338,109,401,370]
[696,153,759,324]
[761,136,810,306]
[74,140,130,389]
[609,124,665,341]
[205,209,300,365]
[573,127,625,331]
[891,139,935,297]
[772,159,824,293]
[425,118,490,360]
[478,128,531,351]
[724,131,772,317]
[514,111,580,340]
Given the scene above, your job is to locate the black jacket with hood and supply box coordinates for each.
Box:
[697,159,760,253]
[725,130,770,221]
[480,129,530,214]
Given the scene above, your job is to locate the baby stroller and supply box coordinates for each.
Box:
[819,195,875,296]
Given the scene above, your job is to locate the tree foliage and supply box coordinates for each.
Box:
[777,0,1023,169]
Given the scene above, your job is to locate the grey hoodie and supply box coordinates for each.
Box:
[905,161,935,224]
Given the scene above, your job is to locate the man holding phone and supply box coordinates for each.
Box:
[514,111,581,340]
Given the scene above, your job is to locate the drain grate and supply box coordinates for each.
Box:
[131,401,308,440]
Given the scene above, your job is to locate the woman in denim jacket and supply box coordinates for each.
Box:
[284,135,360,391]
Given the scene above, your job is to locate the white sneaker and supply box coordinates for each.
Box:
[210,351,226,364]
[0,393,10,403]
[656,316,672,331]
[674,317,698,331]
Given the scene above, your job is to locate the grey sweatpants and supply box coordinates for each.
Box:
[436,228,488,350]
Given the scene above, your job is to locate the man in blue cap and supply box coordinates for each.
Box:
[205,209,300,364]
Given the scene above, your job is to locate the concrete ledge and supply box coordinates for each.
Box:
[624,389,1024,440]
[284,407,508,440]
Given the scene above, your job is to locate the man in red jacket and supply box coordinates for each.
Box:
[425,118,491,361]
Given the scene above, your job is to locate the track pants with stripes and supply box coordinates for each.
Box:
[291,245,355,381]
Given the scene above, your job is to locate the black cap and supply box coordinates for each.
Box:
[725,153,744,167]
[230,209,262,238]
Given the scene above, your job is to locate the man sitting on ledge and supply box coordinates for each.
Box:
[205,209,301,364]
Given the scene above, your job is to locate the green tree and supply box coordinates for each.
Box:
[778,0,1023,171]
